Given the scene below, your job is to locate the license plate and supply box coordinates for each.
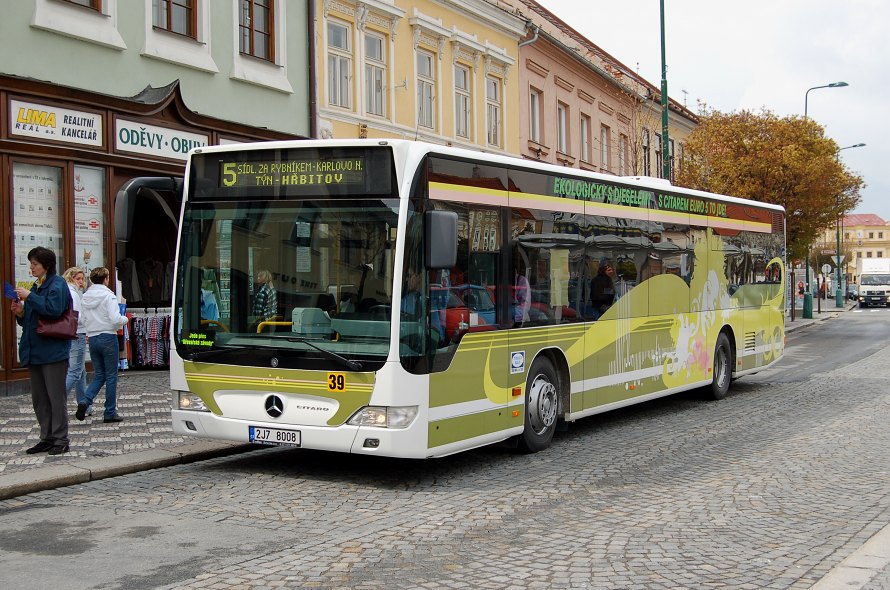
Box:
[249,426,301,447]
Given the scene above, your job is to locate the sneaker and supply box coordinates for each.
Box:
[75,403,87,421]
[86,405,94,417]
[48,444,70,455]
[25,441,54,454]
[103,415,124,423]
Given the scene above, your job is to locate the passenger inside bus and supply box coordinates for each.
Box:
[590,260,616,319]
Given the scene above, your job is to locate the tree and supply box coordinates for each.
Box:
[675,107,864,259]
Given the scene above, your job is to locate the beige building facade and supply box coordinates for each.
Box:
[315,0,526,155]
[819,214,890,284]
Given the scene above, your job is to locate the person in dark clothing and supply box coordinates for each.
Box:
[590,261,616,319]
[11,247,72,455]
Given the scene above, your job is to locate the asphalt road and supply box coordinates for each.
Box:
[3,310,890,590]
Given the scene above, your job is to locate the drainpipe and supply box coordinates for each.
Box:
[308,0,318,138]
[518,23,539,48]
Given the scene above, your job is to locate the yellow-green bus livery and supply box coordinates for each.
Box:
[171,139,785,457]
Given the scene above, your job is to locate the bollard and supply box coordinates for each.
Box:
[803,293,813,319]
[836,288,844,308]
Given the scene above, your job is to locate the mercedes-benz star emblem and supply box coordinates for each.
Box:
[264,395,284,418]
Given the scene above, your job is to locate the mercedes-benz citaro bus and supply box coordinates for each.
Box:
[170,139,786,458]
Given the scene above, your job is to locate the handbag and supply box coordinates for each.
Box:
[36,292,78,340]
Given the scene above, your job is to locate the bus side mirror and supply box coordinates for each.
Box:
[425,210,457,269]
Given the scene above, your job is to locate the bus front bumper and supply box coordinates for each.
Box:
[171,409,430,458]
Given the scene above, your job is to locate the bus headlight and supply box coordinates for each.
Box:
[178,391,210,412]
[347,406,418,429]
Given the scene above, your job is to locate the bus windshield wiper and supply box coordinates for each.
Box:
[179,345,245,361]
[283,336,363,371]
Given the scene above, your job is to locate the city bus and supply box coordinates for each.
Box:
[170,139,785,458]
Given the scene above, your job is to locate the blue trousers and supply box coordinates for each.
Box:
[65,334,87,404]
[84,333,120,419]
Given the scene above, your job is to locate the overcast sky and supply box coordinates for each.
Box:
[541,0,888,222]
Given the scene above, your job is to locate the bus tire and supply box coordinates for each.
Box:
[519,357,560,453]
[708,332,733,400]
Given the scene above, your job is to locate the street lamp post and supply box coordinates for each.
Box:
[802,81,848,319]
[835,142,866,307]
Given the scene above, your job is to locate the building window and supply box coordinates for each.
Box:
[880,232,885,239]
[486,76,501,147]
[239,0,274,61]
[33,0,126,50]
[64,0,100,9]
[364,33,386,117]
[529,88,542,144]
[556,103,568,154]
[327,21,352,109]
[416,50,436,130]
[601,124,611,171]
[642,129,650,175]
[619,134,629,175]
[655,133,663,178]
[880,251,885,257]
[869,232,875,239]
[580,114,591,163]
[152,0,195,37]
[455,65,471,139]
[845,232,850,240]
[867,251,873,258]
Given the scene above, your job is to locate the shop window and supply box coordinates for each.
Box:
[32,0,126,49]
[12,163,65,363]
[73,166,107,272]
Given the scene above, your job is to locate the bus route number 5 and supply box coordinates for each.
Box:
[222,162,237,187]
[328,373,346,392]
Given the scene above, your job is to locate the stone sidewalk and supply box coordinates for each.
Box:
[0,370,249,499]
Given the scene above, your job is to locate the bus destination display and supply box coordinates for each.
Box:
[220,156,366,188]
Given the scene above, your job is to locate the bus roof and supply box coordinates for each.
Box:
[190,138,786,215]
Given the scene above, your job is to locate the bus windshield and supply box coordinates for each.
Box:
[174,198,399,370]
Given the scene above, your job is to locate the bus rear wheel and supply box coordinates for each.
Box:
[519,357,560,453]
[708,332,733,400]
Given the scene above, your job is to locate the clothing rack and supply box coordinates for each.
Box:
[129,306,172,318]
[127,308,172,368]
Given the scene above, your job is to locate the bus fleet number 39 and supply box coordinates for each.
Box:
[249,426,301,446]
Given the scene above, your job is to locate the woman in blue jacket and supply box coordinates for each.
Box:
[11,247,72,455]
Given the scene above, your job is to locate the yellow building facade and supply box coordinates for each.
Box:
[315,0,526,155]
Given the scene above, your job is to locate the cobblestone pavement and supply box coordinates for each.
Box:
[0,371,187,475]
[2,309,888,590]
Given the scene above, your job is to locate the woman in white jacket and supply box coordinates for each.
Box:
[75,267,128,423]
[62,267,89,413]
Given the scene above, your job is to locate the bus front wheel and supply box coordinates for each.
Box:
[519,357,560,453]
[708,332,733,400]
